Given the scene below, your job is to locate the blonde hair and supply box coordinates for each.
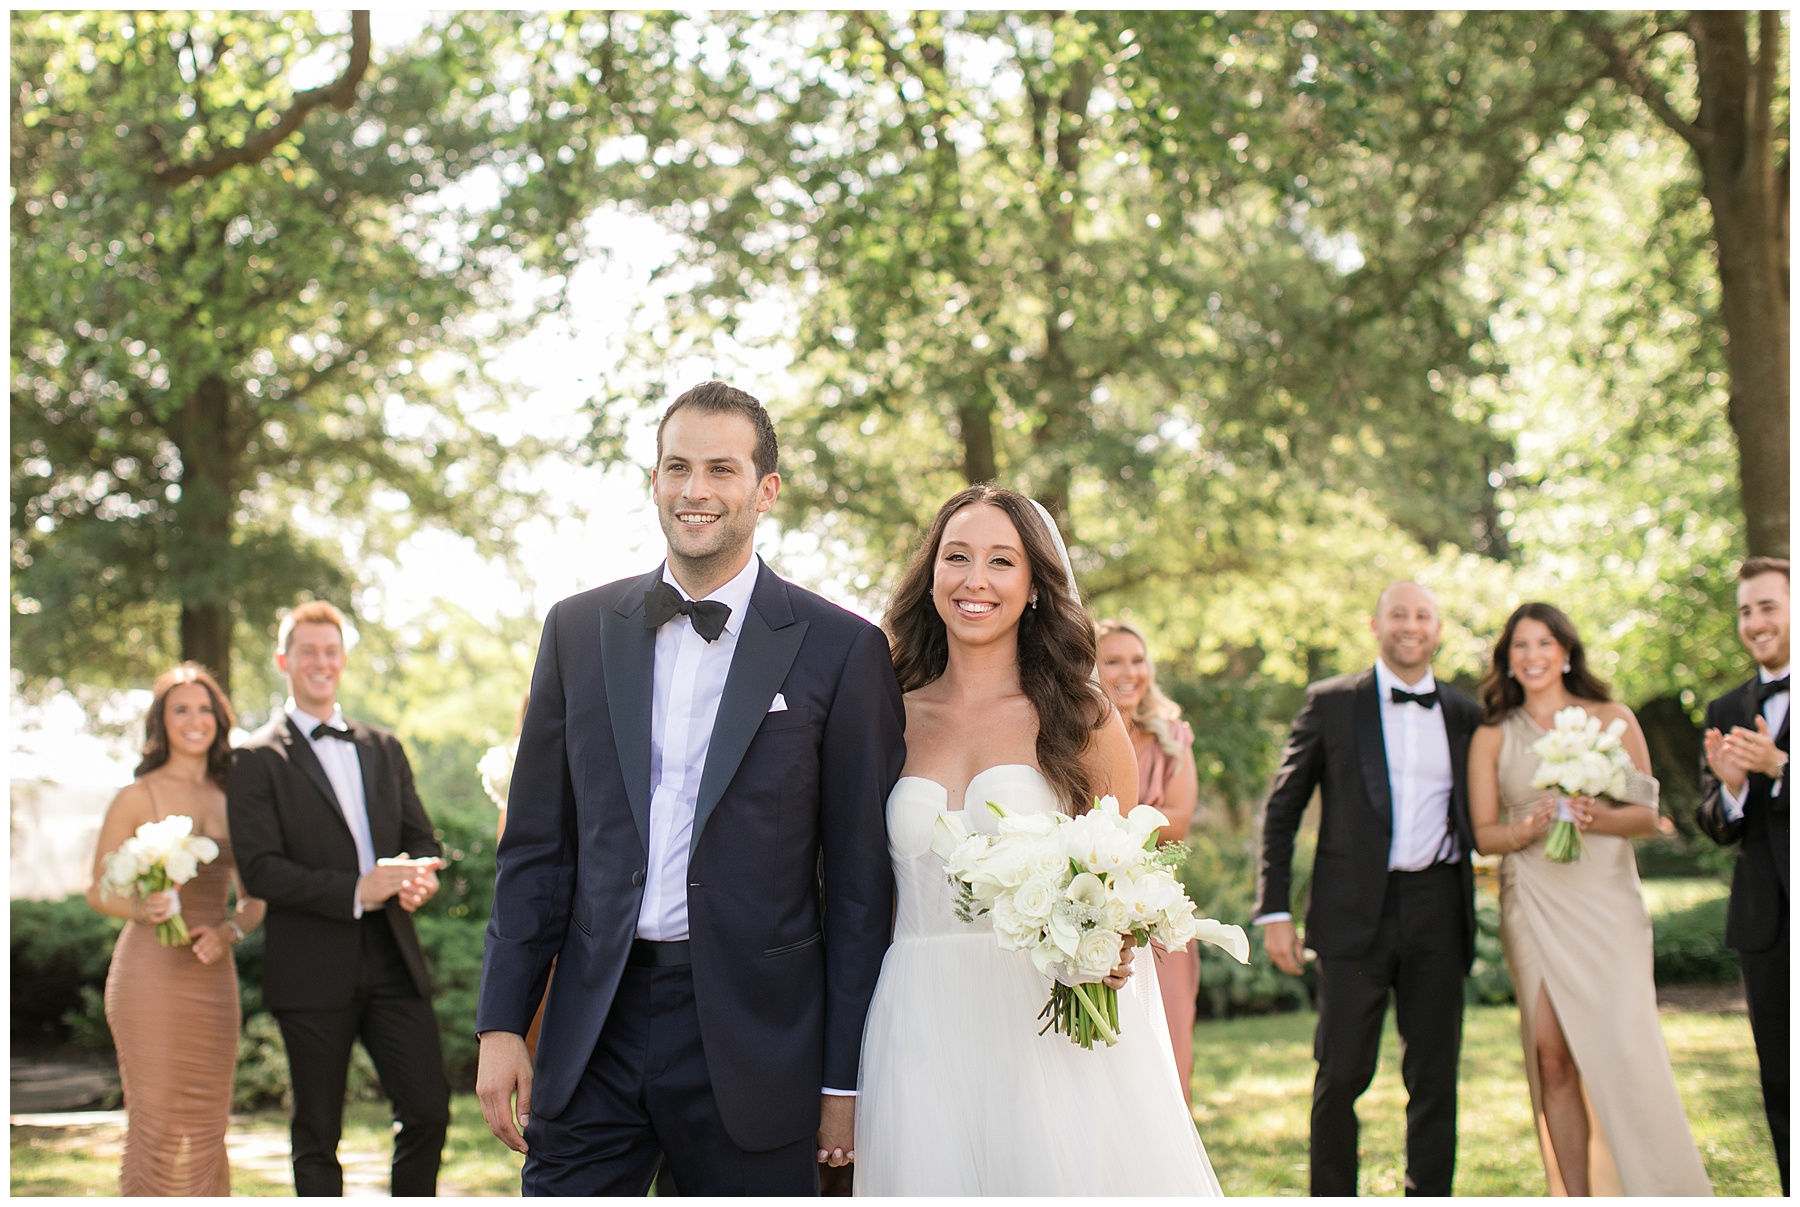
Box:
[1094,618,1185,757]
[277,600,350,653]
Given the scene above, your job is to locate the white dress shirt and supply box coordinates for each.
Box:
[1254,662,1458,926]
[637,555,761,942]
[1373,660,1458,872]
[287,699,376,919]
[1722,663,1790,821]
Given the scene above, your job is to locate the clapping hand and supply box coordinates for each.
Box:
[1717,717,1788,784]
[358,854,445,911]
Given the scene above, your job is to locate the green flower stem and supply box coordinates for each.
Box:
[1069,983,1120,1047]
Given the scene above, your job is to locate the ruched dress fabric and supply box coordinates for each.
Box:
[104,829,240,1196]
[854,764,1222,1196]
[1494,710,1711,1196]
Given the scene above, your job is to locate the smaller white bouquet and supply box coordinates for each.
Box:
[1528,706,1635,863]
[100,815,220,946]
[932,795,1249,1049]
[478,739,518,810]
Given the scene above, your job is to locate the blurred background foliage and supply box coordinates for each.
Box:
[10,11,1786,1056]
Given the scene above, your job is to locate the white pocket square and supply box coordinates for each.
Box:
[768,693,789,713]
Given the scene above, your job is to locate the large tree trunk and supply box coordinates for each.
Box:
[169,372,239,693]
[1690,13,1789,558]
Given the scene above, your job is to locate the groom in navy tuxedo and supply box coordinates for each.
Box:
[1697,556,1789,1192]
[475,381,905,1195]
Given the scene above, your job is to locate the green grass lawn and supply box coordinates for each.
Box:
[1641,875,1731,915]
[1192,1003,1777,1196]
[13,1000,1774,1197]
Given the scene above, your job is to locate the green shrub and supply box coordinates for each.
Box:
[1177,827,1317,1017]
[232,1012,383,1110]
[1467,885,1514,1005]
[414,912,487,1090]
[11,896,123,1043]
[1652,893,1738,985]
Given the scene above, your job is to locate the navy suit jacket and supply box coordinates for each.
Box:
[1254,668,1480,970]
[475,560,904,1151]
[1696,676,1790,953]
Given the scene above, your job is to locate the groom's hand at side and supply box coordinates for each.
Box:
[817,1094,855,1168]
[476,1031,533,1154]
[1262,919,1308,976]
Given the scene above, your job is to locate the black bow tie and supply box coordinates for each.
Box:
[1391,687,1439,709]
[644,581,731,643]
[311,723,355,741]
[1759,676,1790,703]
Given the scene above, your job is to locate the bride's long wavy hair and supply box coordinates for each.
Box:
[885,485,1110,814]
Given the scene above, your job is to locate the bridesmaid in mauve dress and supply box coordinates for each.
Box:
[1468,604,1710,1196]
[86,664,264,1196]
[1097,619,1202,1101]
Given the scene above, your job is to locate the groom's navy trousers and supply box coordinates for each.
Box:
[522,953,817,1196]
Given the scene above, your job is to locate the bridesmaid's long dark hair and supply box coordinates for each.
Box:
[885,485,1110,814]
[1479,603,1612,724]
[135,663,236,789]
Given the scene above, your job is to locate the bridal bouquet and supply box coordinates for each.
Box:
[1529,706,1635,863]
[932,795,1249,1049]
[477,739,518,810]
[99,815,220,946]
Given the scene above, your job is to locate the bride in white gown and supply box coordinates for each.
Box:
[853,485,1222,1196]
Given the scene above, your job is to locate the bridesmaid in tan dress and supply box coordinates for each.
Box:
[1468,604,1710,1196]
[1097,619,1201,1100]
[86,664,265,1196]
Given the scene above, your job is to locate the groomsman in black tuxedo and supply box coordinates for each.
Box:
[229,600,451,1195]
[475,381,904,1195]
[1255,582,1480,1196]
[1697,556,1789,1192]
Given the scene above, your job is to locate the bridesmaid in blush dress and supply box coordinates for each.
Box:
[86,664,264,1196]
[1096,618,1202,1101]
[1467,605,1710,1196]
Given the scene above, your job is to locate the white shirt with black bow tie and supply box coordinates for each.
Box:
[287,698,376,918]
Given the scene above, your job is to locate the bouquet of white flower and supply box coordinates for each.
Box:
[478,739,518,810]
[99,815,220,946]
[1528,706,1635,863]
[931,795,1249,1049]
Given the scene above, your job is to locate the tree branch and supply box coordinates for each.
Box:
[153,12,371,187]
[1576,13,1710,149]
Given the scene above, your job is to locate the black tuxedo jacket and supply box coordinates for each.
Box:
[227,713,441,1011]
[1696,677,1790,953]
[475,561,905,1152]
[1255,668,1480,970]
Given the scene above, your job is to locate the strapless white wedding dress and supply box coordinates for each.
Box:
[853,764,1223,1196]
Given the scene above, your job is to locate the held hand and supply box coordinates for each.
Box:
[397,865,441,913]
[140,890,179,925]
[475,1031,533,1155]
[1517,798,1557,845]
[1102,934,1138,991]
[1262,919,1307,977]
[1703,728,1750,796]
[188,924,231,966]
[1722,717,1789,779]
[817,1094,855,1168]
[1564,796,1599,831]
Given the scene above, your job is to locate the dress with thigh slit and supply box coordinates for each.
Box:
[1495,709,1711,1196]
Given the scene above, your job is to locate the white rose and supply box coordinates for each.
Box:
[1075,928,1123,980]
[997,811,1060,839]
[1013,876,1060,925]
[1026,838,1072,881]
[1102,896,1130,933]
[990,897,1032,950]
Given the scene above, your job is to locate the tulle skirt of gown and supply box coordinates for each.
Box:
[854,766,1222,1196]
[104,838,241,1196]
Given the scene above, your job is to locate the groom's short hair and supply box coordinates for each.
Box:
[657,381,779,480]
[277,600,349,653]
[1739,557,1790,583]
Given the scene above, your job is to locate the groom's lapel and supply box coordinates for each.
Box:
[601,566,664,853]
[693,564,809,852]
[1353,669,1393,828]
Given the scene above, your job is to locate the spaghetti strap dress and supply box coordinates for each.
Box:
[103,781,241,1196]
[1494,709,1711,1196]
